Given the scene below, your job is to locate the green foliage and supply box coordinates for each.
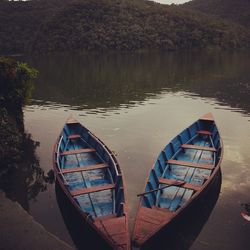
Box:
[0,0,71,54]
[1,0,250,54]
[31,0,250,52]
[184,0,250,29]
[0,57,38,116]
[16,62,38,104]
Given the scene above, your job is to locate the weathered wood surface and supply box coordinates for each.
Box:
[60,148,96,156]
[94,216,129,250]
[167,159,214,170]
[70,184,115,196]
[61,163,108,174]
[181,144,216,152]
[197,130,212,136]
[133,207,175,246]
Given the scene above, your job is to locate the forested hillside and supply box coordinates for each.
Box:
[1,0,250,54]
[0,0,71,54]
[31,0,250,53]
[184,0,250,29]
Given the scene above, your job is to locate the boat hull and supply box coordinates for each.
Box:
[132,113,223,248]
[140,170,222,250]
[53,118,129,250]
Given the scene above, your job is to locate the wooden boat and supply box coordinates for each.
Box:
[53,117,129,250]
[132,113,223,248]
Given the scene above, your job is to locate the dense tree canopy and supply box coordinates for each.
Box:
[0,0,250,54]
[183,0,250,29]
[0,0,71,54]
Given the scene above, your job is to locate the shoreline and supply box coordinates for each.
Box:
[0,191,74,250]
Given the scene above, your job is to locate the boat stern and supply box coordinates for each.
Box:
[132,207,176,247]
[94,215,130,250]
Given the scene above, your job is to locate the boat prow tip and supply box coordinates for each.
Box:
[200,112,214,121]
[66,115,79,124]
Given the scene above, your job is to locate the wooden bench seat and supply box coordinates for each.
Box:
[167,159,214,170]
[159,177,201,192]
[61,163,109,174]
[71,184,115,196]
[197,130,212,136]
[68,134,81,140]
[181,144,216,152]
[60,148,96,156]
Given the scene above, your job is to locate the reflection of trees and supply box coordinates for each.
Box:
[23,50,250,114]
[0,132,52,212]
[0,57,49,212]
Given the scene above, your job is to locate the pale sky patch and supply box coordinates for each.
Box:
[153,0,190,5]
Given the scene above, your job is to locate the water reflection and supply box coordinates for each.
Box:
[0,132,53,211]
[19,50,250,249]
[141,170,222,250]
[23,50,250,115]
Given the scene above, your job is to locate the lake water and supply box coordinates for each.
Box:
[15,50,250,249]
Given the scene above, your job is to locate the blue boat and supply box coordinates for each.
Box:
[53,117,129,250]
[132,113,223,248]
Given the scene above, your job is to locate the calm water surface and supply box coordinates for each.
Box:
[17,50,250,249]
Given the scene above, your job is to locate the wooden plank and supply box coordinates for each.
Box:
[94,216,128,248]
[68,134,81,139]
[61,163,108,174]
[181,144,216,152]
[159,178,201,192]
[167,159,214,170]
[71,184,115,196]
[197,130,212,136]
[132,207,175,246]
[169,188,185,211]
[60,148,96,156]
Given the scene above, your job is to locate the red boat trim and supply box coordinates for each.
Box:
[197,130,212,136]
[181,144,216,152]
[167,159,215,170]
[60,148,96,156]
[70,184,115,196]
[94,216,128,249]
[132,207,176,246]
[68,134,81,139]
[61,163,109,174]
